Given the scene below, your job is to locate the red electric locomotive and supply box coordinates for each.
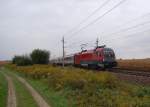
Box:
[74,45,117,68]
[51,45,117,68]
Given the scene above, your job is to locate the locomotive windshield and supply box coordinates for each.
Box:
[103,48,115,58]
[102,48,117,67]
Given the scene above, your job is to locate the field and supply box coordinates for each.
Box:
[0,61,9,67]
[4,64,150,107]
[117,59,150,72]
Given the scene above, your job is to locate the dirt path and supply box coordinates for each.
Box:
[4,74,17,107]
[15,75,51,107]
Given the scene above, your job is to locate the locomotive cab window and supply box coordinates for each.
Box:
[104,50,115,58]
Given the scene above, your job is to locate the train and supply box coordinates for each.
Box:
[51,45,117,68]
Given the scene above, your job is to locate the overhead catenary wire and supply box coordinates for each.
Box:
[103,20,150,39]
[66,12,150,47]
[105,28,150,41]
[66,26,150,53]
[66,0,126,40]
[66,40,95,49]
[67,18,150,48]
[63,0,111,38]
[66,41,99,52]
[66,29,150,55]
[100,12,150,34]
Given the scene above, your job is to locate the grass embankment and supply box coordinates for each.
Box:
[118,59,150,72]
[6,64,150,107]
[0,68,8,107]
[4,68,38,107]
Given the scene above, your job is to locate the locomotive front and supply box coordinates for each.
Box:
[74,46,117,68]
[101,48,117,68]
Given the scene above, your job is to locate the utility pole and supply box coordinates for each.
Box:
[62,36,65,68]
[96,37,99,48]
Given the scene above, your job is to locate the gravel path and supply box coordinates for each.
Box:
[4,74,17,107]
[15,75,51,107]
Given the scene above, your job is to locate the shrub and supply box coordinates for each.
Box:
[12,55,32,66]
[12,55,22,64]
[30,49,50,64]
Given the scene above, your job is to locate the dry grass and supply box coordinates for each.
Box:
[117,58,150,72]
[0,61,9,66]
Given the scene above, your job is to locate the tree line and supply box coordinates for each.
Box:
[12,49,50,66]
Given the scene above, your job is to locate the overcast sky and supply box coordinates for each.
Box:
[0,0,150,60]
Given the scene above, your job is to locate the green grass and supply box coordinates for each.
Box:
[27,79,71,107]
[3,69,38,107]
[0,68,8,107]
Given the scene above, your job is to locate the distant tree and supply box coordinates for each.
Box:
[12,55,32,66]
[12,55,22,64]
[30,49,50,64]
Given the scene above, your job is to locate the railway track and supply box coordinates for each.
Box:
[107,67,150,77]
[65,65,150,77]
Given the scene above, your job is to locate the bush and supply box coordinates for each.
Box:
[30,49,50,64]
[12,55,32,66]
[12,56,22,64]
